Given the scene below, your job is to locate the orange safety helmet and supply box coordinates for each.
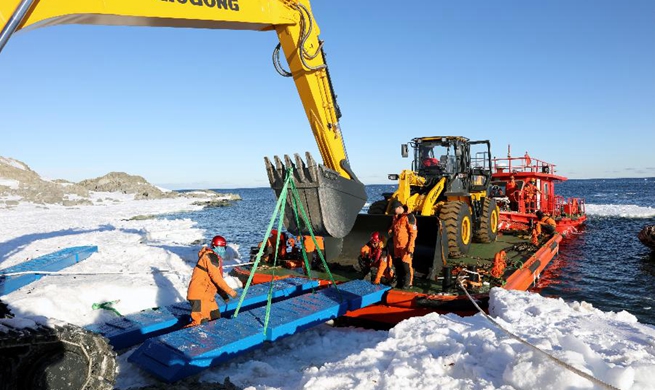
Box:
[211,235,227,248]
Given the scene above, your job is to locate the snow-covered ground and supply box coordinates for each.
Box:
[2,194,655,390]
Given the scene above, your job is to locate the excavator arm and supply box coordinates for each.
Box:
[0,0,367,238]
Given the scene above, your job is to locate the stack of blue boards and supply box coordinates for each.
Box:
[86,277,320,350]
[0,246,98,295]
[128,279,390,383]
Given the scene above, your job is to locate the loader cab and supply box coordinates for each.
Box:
[409,137,492,190]
[411,139,458,179]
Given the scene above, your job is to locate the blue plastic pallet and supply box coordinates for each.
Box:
[86,277,319,350]
[0,246,98,295]
[128,280,390,382]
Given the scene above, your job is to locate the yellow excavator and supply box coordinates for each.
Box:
[0,1,364,388]
[0,0,366,240]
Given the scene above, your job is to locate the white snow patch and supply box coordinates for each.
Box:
[0,157,28,170]
[0,178,20,189]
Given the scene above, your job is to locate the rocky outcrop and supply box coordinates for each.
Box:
[78,172,178,200]
[638,225,655,251]
[1,156,241,207]
[0,157,90,206]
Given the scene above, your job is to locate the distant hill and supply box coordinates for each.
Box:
[0,156,90,206]
[78,172,178,200]
[0,156,240,207]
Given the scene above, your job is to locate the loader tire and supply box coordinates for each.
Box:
[367,199,388,215]
[475,198,500,243]
[0,302,117,390]
[439,201,472,257]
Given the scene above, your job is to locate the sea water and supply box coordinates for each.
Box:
[161,178,655,325]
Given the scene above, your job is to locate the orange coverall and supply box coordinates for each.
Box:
[303,235,324,253]
[535,215,557,236]
[523,182,539,212]
[505,179,518,210]
[390,213,418,287]
[186,247,237,326]
[260,232,289,263]
[360,242,394,285]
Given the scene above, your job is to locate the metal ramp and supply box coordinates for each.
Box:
[0,246,98,295]
[128,279,390,383]
[86,277,319,350]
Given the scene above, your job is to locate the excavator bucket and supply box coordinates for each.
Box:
[264,152,367,239]
[324,213,449,279]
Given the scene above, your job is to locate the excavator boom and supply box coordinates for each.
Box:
[0,0,366,238]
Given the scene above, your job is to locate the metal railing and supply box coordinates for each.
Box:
[492,155,556,175]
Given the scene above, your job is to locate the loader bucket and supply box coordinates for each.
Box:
[265,152,367,239]
[324,213,450,279]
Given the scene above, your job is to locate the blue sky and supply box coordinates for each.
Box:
[1,0,654,189]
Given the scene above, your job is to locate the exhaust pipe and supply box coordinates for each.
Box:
[264,152,367,239]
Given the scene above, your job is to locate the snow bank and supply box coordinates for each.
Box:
[3,192,655,390]
[117,287,655,390]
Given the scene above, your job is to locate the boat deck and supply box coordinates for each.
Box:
[253,232,539,296]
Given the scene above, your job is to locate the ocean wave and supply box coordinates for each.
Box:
[586,204,655,218]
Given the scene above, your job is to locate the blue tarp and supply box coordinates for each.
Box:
[128,279,390,383]
[86,277,320,350]
[0,246,98,295]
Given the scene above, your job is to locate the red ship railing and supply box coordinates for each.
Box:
[554,196,585,218]
[492,154,556,175]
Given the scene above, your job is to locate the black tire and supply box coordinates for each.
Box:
[475,198,500,243]
[367,199,388,215]
[439,201,473,257]
[0,321,117,390]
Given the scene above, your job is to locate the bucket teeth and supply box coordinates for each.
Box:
[266,152,321,188]
[293,154,308,183]
[263,151,367,239]
[304,152,318,182]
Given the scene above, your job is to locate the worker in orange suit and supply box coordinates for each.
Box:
[505,175,519,211]
[358,232,386,280]
[389,200,418,289]
[535,210,557,236]
[303,235,325,270]
[523,179,541,213]
[260,230,288,263]
[186,235,238,327]
[368,235,395,286]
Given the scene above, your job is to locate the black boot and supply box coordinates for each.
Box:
[402,262,411,289]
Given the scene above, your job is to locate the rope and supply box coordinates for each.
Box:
[232,169,292,319]
[233,167,342,335]
[289,187,314,284]
[288,176,342,301]
[457,276,620,390]
[263,183,289,334]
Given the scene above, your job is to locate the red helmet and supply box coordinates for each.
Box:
[211,235,227,248]
[370,232,381,244]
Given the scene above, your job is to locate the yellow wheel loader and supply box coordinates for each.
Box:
[366,136,500,258]
[321,136,500,286]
